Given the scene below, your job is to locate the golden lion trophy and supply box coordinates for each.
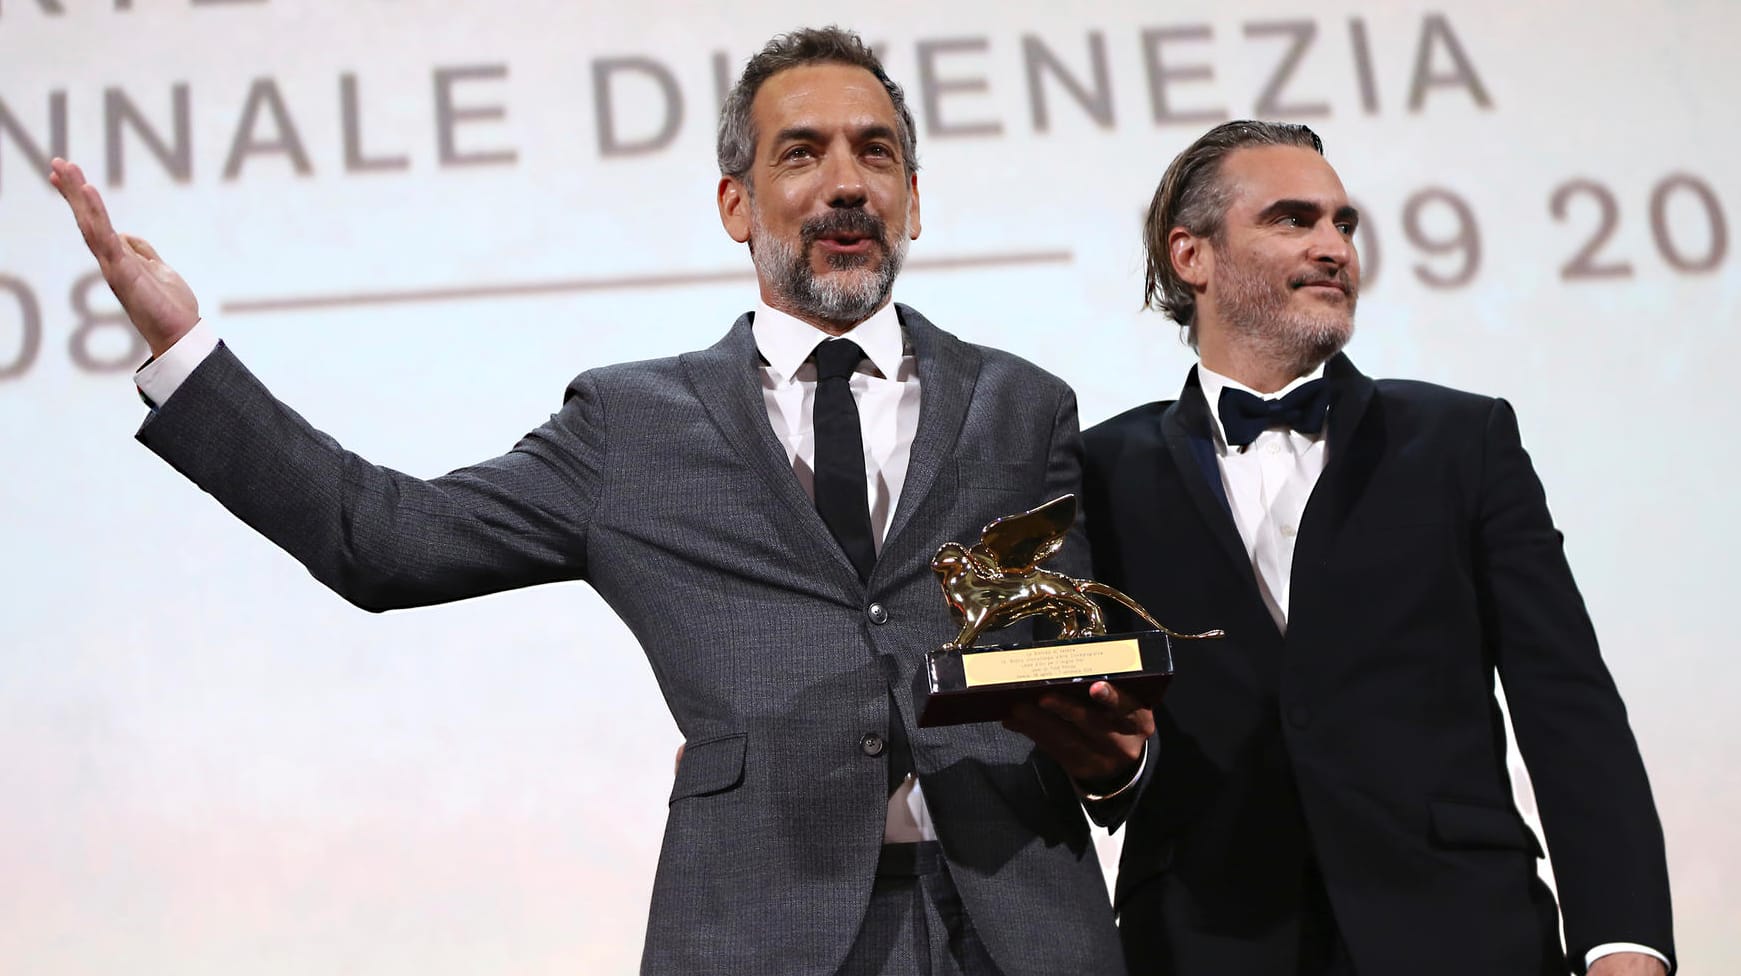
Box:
[917,494,1223,727]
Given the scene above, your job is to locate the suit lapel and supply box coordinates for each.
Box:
[679,314,863,583]
[1162,367,1263,597]
[1292,353,1381,580]
[879,305,979,566]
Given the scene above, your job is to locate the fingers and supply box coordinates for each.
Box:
[50,158,127,267]
[1039,682,1155,738]
[82,180,127,264]
[1002,703,1094,769]
[1003,707,1135,782]
[1002,684,1153,782]
[1086,681,1154,734]
[49,157,200,355]
[123,234,163,263]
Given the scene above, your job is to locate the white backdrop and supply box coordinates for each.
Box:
[2,1,1735,972]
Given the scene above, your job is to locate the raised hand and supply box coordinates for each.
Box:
[49,158,200,358]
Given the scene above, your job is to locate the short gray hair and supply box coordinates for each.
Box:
[717,26,920,187]
[1142,120,1324,344]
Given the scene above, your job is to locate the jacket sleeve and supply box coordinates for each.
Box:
[1039,383,1152,831]
[136,342,604,612]
[1473,397,1675,972]
[1047,381,1090,580]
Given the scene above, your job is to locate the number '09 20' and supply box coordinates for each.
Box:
[1350,174,1729,290]
[0,272,147,381]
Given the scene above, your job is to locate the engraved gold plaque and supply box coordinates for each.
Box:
[962,639,1143,687]
[916,494,1223,727]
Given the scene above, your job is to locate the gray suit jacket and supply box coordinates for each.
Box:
[137,305,1127,975]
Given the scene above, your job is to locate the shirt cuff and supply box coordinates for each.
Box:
[135,320,217,407]
[1077,740,1148,805]
[1586,943,1669,971]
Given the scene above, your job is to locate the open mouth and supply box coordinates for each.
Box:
[817,232,876,254]
[804,209,887,260]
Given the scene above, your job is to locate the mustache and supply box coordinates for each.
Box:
[1290,269,1354,294]
[801,208,887,248]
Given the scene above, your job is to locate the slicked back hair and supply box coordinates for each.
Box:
[1142,120,1324,345]
[717,26,920,192]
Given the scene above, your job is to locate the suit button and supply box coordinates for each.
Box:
[1288,705,1311,729]
[867,603,889,625]
[861,732,887,757]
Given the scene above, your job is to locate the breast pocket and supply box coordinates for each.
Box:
[669,732,746,804]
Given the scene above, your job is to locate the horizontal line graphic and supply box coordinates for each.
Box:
[221,250,1075,315]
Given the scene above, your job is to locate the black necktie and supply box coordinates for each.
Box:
[812,338,877,582]
[813,339,913,796]
[1217,379,1332,448]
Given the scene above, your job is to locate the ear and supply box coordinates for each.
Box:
[906,172,922,240]
[1169,227,1212,290]
[718,175,752,243]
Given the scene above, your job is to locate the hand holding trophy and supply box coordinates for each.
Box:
[917,494,1223,727]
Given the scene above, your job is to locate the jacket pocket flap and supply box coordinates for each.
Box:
[1428,798,1543,856]
[669,733,747,803]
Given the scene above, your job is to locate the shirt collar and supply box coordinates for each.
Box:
[1196,361,1327,450]
[753,299,905,384]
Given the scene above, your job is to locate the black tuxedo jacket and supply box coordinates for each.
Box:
[1082,354,1673,975]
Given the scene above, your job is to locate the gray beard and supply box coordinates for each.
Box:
[751,216,908,327]
[1218,254,1355,375]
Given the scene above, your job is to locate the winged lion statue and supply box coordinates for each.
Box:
[932,494,1223,651]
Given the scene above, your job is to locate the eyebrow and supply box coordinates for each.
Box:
[773,126,825,147]
[771,123,902,151]
[1256,199,1360,226]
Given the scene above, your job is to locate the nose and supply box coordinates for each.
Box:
[1309,220,1353,271]
[824,151,868,210]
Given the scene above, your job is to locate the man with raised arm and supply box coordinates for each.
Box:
[1083,120,1674,976]
[54,27,1148,976]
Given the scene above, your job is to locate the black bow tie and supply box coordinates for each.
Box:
[1216,379,1332,448]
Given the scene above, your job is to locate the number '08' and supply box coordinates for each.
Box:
[0,273,145,381]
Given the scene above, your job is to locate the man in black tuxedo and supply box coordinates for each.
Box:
[1082,121,1674,976]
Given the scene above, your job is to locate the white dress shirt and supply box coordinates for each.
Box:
[135,318,220,404]
[1193,362,1665,972]
[750,300,937,843]
[1196,363,1327,634]
[751,300,921,554]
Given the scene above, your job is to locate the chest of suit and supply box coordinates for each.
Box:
[573,344,1085,816]
[1087,389,1522,845]
[588,329,1119,975]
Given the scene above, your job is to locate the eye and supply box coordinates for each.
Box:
[782,145,815,162]
[1336,220,1357,236]
[1277,214,1304,227]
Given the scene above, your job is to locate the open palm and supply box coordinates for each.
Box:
[49,158,200,358]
